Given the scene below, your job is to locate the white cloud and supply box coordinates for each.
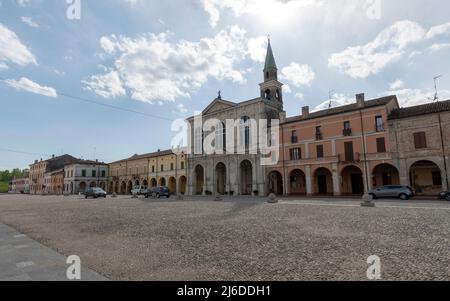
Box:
[247,36,267,63]
[329,20,426,79]
[294,92,304,100]
[0,23,37,70]
[281,62,315,87]
[4,77,57,98]
[201,0,322,28]
[16,0,31,7]
[390,79,405,90]
[21,16,39,28]
[426,22,450,39]
[86,26,261,103]
[383,86,450,108]
[329,20,450,79]
[429,43,450,52]
[313,93,355,112]
[83,71,126,99]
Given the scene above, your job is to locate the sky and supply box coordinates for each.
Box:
[1,0,450,170]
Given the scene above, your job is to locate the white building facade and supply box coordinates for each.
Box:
[64,160,109,194]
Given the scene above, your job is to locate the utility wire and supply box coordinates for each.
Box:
[0,77,178,122]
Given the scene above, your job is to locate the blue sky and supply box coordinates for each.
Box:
[1,0,450,170]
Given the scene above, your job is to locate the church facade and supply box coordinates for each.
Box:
[186,40,284,196]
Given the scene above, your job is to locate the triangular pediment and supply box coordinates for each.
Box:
[202,98,237,115]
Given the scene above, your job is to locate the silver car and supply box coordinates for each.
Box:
[369,185,415,200]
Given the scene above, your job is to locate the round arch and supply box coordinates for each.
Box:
[240,160,253,195]
[194,165,205,195]
[372,163,400,187]
[341,165,364,195]
[215,162,227,195]
[267,170,283,196]
[410,160,443,195]
[150,178,157,188]
[313,167,333,195]
[178,176,187,195]
[289,169,306,195]
[159,177,167,187]
[168,177,176,193]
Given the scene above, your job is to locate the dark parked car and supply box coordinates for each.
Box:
[369,185,415,200]
[145,186,170,199]
[85,188,107,199]
[438,191,450,201]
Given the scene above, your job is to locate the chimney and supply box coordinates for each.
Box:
[52,154,55,159]
[356,93,365,108]
[302,106,310,118]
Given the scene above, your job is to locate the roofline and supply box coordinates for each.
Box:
[282,95,398,125]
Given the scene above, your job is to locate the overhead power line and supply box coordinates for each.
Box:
[0,77,178,122]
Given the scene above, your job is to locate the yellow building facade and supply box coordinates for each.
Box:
[108,149,187,195]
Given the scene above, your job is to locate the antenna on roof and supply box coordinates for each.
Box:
[432,75,443,102]
[328,89,335,108]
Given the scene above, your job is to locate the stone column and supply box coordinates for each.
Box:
[399,159,409,186]
[332,163,341,196]
[305,165,312,196]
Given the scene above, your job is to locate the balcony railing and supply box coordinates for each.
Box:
[339,152,361,163]
[343,128,352,136]
[316,133,323,141]
[375,123,385,132]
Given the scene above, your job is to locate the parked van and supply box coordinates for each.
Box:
[131,185,148,196]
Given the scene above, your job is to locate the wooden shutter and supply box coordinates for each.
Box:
[344,142,354,161]
[376,137,386,153]
[414,132,427,149]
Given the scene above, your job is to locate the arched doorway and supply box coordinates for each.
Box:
[135,180,140,186]
[313,168,333,195]
[168,177,176,193]
[150,178,157,188]
[159,178,167,187]
[216,163,226,195]
[341,165,364,195]
[114,182,119,193]
[99,182,106,190]
[268,171,283,195]
[142,179,148,187]
[127,181,133,194]
[289,169,306,195]
[79,182,86,193]
[70,182,74,194]
[410,160,443,195]
[90,182,96,188]
[240,160,253,195]
[120,181,126,194]
[194,165,204,195]
[179,176,187,195]
[372,164,400,187]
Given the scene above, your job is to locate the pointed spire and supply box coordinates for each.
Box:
[264,36,277,70]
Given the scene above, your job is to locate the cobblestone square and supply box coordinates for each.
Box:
[0,194,449,281]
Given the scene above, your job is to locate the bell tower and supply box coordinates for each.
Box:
[260,37,283,108]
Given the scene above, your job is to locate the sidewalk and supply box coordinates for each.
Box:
[0,223,108,281]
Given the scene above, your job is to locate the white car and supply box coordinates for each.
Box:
[131,185,148,196]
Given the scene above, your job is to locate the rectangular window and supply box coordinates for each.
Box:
[290,148,301,161]
[170,163,174,171]
[316,126,323,140]
[152,166,155,173]
[316,145,324,158]
[161,165,164,172]
[101,170,106,178]
[181,162,185,170]
[92,170,96,178]
[291,130,298,144]
[344,141,354,162]
[343,121,352,136]
[414,132,427,149]
[81,170,86,177]
[432,171,442,186]
[375,116,384,132]
[376,137,386,153]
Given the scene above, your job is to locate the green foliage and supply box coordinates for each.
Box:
[0,182,9,193]
[0,169,29,182]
